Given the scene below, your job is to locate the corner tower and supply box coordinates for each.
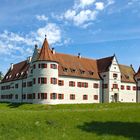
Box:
[32,37,59,104]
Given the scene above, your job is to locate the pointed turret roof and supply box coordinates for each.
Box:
[38,37,55,61]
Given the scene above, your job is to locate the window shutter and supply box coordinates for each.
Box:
[44,78,47,84]
[62,94,64,99]
[44,93,47,99]
[50,78,52,84]
[50,64,52,68]
[38,64,40,68]
[50,93,52,99]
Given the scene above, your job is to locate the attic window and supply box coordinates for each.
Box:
[16,73,19,77]
[6,76,9,79]
[70,68,76,73]
[80,69,85,74]
[63,67,68,72]
[9,75,12,78]
[89,71,94,75]
[125,75,129,79]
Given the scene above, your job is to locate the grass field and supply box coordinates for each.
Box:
[0,103,140,140]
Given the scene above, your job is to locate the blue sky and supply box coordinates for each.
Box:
[0,0,140,74]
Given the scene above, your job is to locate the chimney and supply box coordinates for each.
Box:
[10,63,13,70]
[27,56,32,63]
[52,47,55,54]
[130,64,133,68]
[78,53,81,58]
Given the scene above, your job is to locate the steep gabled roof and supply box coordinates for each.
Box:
[119,64,136,83]
[135,67,140,79]
[97,56,114,73]
[38,38,56,61]
[1,60,29,83]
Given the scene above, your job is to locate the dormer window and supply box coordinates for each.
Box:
[125,75,129,79]
[63,67,68,72]
[89,71,94,75]
[70,68,76,73]
[80,69,85,74]
[6,76,8,79]
[16,73,19,77]
[9,75,12,78]
[113,73,118,78]
[21,72,24,75]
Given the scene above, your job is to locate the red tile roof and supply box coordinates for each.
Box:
[119,64,136,83]
[1,60,29,83]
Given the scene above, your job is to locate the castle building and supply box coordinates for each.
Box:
[0,37,139,104]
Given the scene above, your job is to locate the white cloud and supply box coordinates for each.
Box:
[107,0,115,6]
[77,0,96,8]
[37,23,61,45]
[95,2,105,10]
[36,15,48,21]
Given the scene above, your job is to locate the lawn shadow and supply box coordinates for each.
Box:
[7,103,25,108]
[77,121,140,140]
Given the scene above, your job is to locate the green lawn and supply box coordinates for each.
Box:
[0,103,140,140]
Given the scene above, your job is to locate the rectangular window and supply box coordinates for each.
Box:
[50,78,57,84]
[113,73,118,78]
[121,85,124,90]
[83,95,88,100]
[22,94,26,99]
[27,94,32,99]
[38,77,47,84]
[58,80,64,86]
[70,94,75,100]
[40,93,47,99]
[94,95,98,100]
[38,63,47,68]
[33,64,36,69]
[58,94,64,99]
[15,94,18,99]
[69,81,75,87]
[127,86,131,90]
[133,86,136,91]
[32,93,35,99]
[82,82,88,88]
[15,84,18,89]
[93,83,99,88]
[112,84,118,89]
[103,84,108,89]
[77,82,82,87]
[50,64,57,69]
[33,78,36,84]
[27,81,32,87]
[50,93,57,99]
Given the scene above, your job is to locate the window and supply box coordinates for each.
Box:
[50,78,57,84]
[58,80,64,86]
[22,94,26,99]
[94,95,98,100]
[27,94,32,99]
[70,94,75,100]
[27,81,32,87]
[33,64,36,69]
[133,86,136,91]
[126,86,131,90]
[83,95,88,100]
[50,64,57,69]
[82,82,88,88]
[38,93,47,99]
[22,82,26,88]
[80,69,85,74]
[137,87,140,91]
[113,73,118,78]
[93,83,99,88]
[38,63,47,68]
[125,75,129,79]
[112,84,118,89]
[69,81,75,87]
[121,85,124,90]
[89,71,94,75]
[50,93,57,99]
[70,68,76,73]
[15,94,18,99]
[38,77,47,84]
[77,82,82,87]
[32,93,35,99]
[33,78,36,84]
[15,84,18,89]
[62,67,68,72]
[58,94,64,99]
[103,84,108,89]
